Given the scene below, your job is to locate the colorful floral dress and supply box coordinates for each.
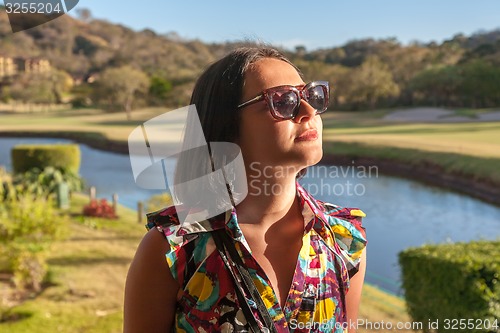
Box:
[146,182,367,333]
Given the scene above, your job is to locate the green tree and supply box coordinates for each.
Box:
[95,65,149,120]
[10,73,54,104]
[346,56,400,109]
[409,65,461,106]
[458,60,500,107]
[9,69,73,104]
[149,75,173,105]
[49,69,74,103]
[329,65,354,108]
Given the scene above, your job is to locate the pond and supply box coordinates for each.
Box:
[1,137,499,296]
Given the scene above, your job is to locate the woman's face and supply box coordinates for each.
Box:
[238,58,323,174]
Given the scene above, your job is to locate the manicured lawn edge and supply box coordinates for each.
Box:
[0,131,129,154]
[323,141,500,206]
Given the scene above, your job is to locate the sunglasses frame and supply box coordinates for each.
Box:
[237,81,330,120]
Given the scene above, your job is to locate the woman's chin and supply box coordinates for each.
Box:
[306,149,323,166]
[290,146,323,168]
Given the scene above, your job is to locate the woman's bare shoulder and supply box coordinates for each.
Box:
[138,227,171,257]
[123,228,179,333]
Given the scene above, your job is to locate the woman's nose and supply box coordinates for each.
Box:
[293,100,317,123]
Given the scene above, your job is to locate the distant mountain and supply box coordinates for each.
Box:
[0,10,259,82]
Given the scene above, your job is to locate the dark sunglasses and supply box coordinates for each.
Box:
[237,81,329,120]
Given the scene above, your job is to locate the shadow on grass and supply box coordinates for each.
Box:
[47,255,131,267]
[331,123,500,135]
[67,235,142,242]
[322,120,388,129]
[93,120,145,127]
[0,130,107,142]
[0,310,33,324]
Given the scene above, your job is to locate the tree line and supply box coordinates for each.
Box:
[0,8,499,117]
[291,35,500,110]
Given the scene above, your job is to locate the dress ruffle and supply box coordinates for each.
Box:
[323,203,367,278]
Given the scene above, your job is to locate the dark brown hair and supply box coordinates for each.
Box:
[190,46,299,143]
[174,47,302,206]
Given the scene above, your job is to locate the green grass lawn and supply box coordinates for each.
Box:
[446,108,498,119]
[2,106,498,188]
[0,107,165,143]
[321,110,500,158]
[320,110,500,187]
[0,194,417,333]
[1,106,499,158]
[324,141,500,185]
[358,284,418,333]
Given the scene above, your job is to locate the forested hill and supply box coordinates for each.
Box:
[1,8,499,109]
[0,9,233,80]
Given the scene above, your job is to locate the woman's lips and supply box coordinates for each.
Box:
[295,129,318,142]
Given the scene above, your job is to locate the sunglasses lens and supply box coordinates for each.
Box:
[305,85,328,113]
[270,90,298,119]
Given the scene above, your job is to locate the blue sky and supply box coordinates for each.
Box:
[71,0,499,50]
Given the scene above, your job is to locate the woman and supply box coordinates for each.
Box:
[124,47,367,333]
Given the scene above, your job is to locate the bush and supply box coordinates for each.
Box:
[9,243,48,292]
[12,166,84,197]
[0,166,13,202]
[146,192,173,212]
[399,241,500,333]
[0,191,69,291]
[11,144,81,175]
[83,198,117,219]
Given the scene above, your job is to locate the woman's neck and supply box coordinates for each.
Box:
[235,164,300,228]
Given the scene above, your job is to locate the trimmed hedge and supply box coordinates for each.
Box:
[11,144,81,174]
[399,241,500,333]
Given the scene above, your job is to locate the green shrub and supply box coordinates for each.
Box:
[146,192,173,212]
[0,166,13,203]
[399,241,500,333]
[9,243,48,292]
[13,166,84,197]
[0,191,69,291]
[11,144,81,174]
